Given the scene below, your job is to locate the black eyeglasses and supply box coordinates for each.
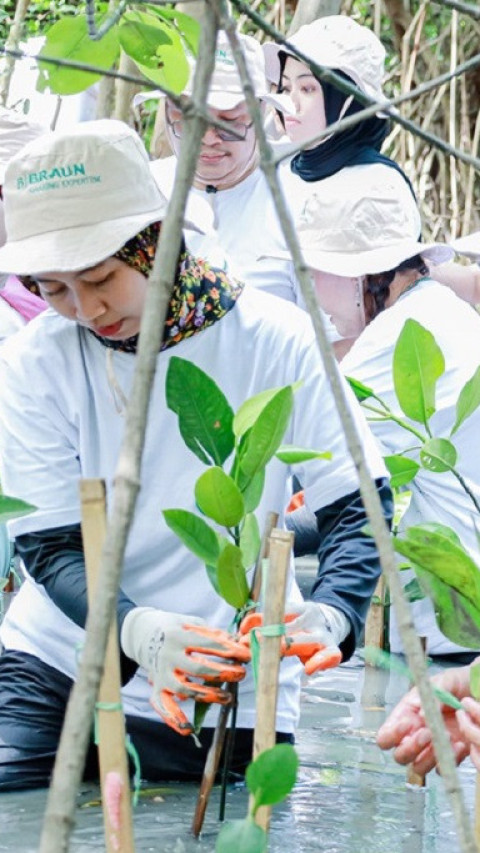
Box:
[166,112,254,142]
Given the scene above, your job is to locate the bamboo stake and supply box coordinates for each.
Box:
[251,528,293,834]
[364,576,386,653]
[80,480,135,853]
[191,510,279,837]
[407,637,427,789]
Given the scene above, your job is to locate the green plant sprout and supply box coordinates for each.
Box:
[162,357,326,848]
[348,318,480,649]
[346,317,480,513]
[162,356,330,627]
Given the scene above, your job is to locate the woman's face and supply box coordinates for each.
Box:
[281,57,327,148]
[34,257,148,339]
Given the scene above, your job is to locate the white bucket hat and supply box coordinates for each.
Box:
[0,119,207,275]
[0,107,49,184]
[451,231,480,260]
[263,16,387,108]
[133,31,269,113]
[270,166,452,276]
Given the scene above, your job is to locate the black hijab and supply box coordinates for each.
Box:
[278,53,415,197]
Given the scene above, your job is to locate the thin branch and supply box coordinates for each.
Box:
[38,7,218,853]
[85,0,129,41]
[0,0,30,106]
[219,4,478,852]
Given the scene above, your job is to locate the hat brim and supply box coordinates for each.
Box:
[262,241,453,277]
[452,231,480,260]
[0,162,206,276]
[302,240,454,277]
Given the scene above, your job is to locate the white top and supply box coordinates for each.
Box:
[151,157,304,305]
[342,279,480,655]
[0,289,385,731]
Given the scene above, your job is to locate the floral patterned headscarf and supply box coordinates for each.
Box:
[20,223,244,353]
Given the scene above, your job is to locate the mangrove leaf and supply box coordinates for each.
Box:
[237,387,293,486]
[384,454,420,488]
[275,445,331,464]
[216,819,266,853]
[246,743,299,810]
[217,544,249,609]
[393,319,444,427]
[0,495,36,524]
[38,16,120,95]
[195,467,245,527]
[166,357,234,466]
[162,509,219,565]
[240,513,261,570]
[451,365,480,436]
[118,11,189,91]
[420,438,457,473]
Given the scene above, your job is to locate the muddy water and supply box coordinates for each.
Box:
[0,654,476,852]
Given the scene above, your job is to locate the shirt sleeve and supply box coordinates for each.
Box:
[15,524,138,684]
[312,477,393,660]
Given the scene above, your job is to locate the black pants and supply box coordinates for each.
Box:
[0,650,293,792]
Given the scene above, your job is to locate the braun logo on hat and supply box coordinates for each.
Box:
[17,162,101,193]
[215,48,235,67]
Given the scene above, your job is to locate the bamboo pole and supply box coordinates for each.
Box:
[191,510,279,837]
[364,576,386,653]
[80,479,135,853]
[0,0,29,106]
[251,528,293,833]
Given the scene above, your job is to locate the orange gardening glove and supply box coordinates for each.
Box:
[239,601,344,674]
[286,489,305,514]
[121,608,250,735]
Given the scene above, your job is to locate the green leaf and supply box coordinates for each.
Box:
[404,577,425,603]
[216,819,266,853]
[451,366,480,436]
[216,543,249,609]
[195,467,245,527]
[118,11,171,67]
[393,524,480,648]
[247,744,298,809]
[118,11,190,91]
[275,445,332,464]
[384,454,420,488]
[242,468,265,514]
[38,16,120,95]
[420,437,457,472]
[147,5,200,54]
[470,663,480,700]
[240,513,261,570]
[393,490,412,532]
[345,376,376,402]
[162,509,219,565]
[393,319,445,427]
[205,563,220,595]
[193,701,211,735]
[166,357,235,466]
[233,383,300,440]
[237,387,294,487]
[0,495,36,524]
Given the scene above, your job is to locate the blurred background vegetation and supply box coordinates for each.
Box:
[0,0,479,241]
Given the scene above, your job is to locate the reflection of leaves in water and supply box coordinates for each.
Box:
[316,768,342,786]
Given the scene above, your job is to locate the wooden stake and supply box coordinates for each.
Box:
[80,479,135,853]
[364,576,386,655]
[407,636,427,789]
[251,528,293,833]
[191,511,279,837]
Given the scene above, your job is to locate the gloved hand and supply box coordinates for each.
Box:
[239,601,348,674]
[121,607,250,735]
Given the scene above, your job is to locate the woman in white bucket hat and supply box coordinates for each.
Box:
[286,171,480,661]
[0,119,391,790]
[263,17,419,221]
